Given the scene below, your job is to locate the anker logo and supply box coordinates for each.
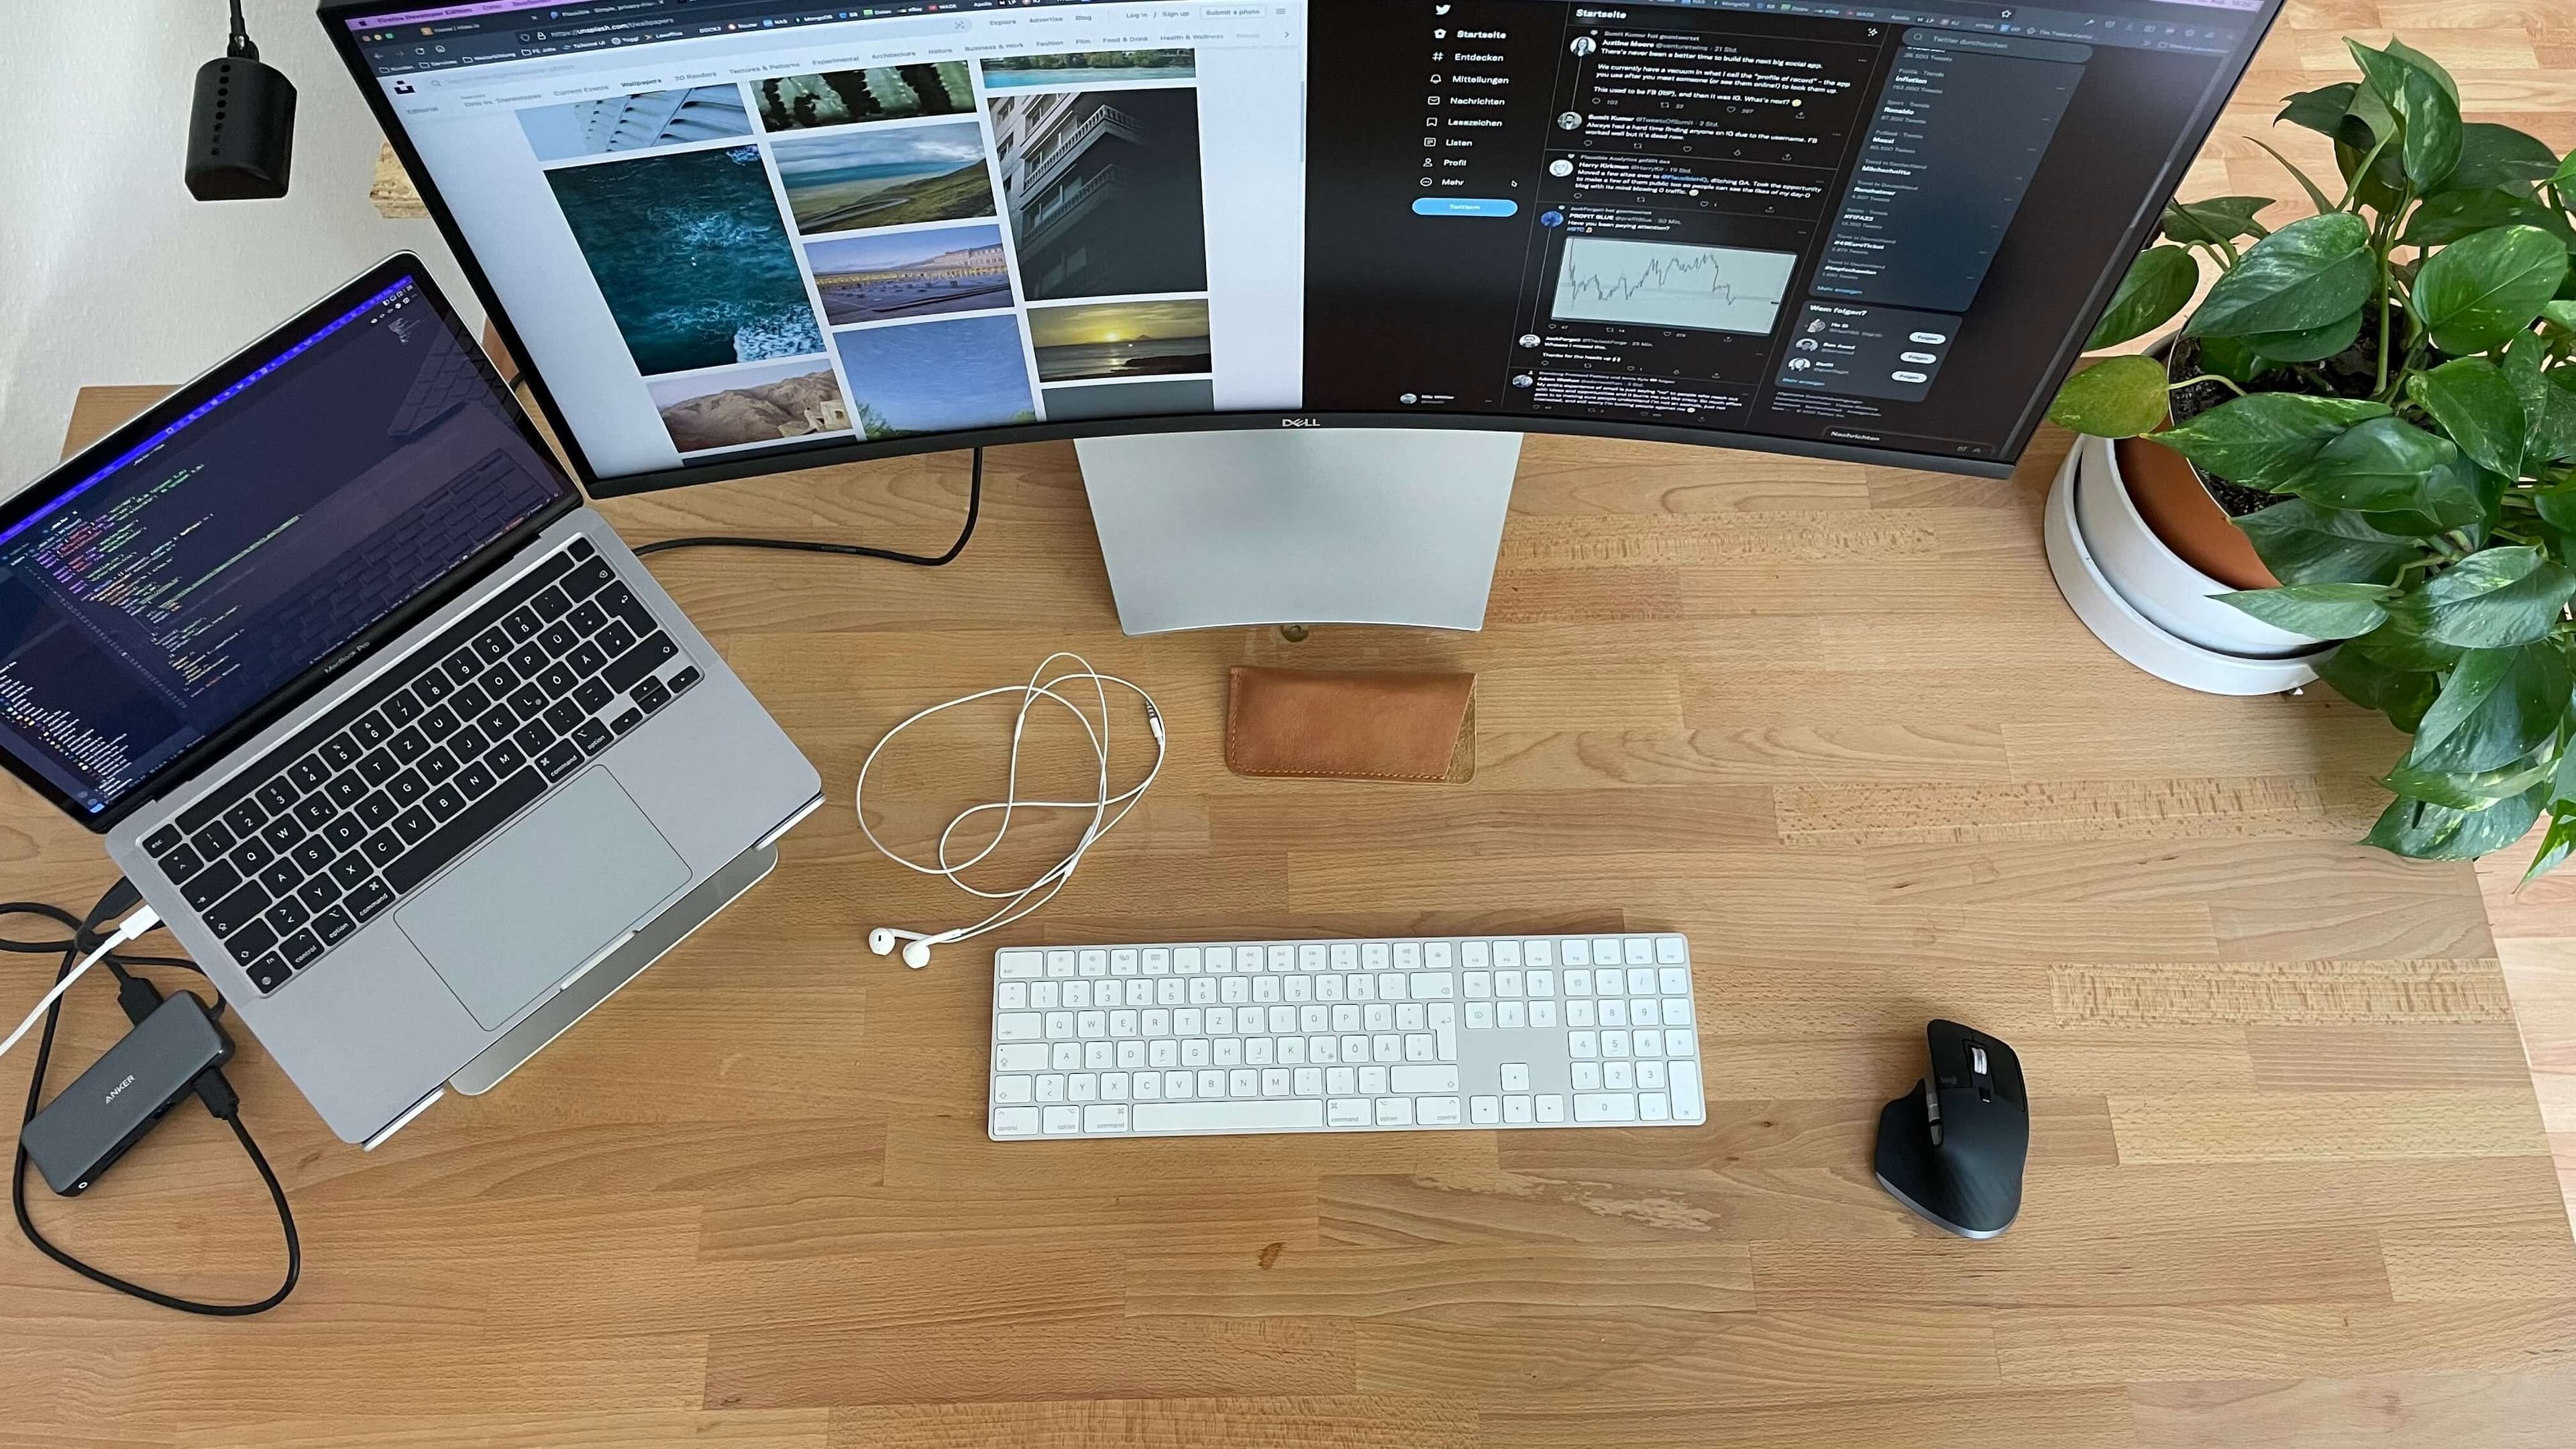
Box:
[103,1073,138,1106]
[1280,417,1322,428]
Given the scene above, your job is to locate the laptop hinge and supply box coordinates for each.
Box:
[756,791,826,852]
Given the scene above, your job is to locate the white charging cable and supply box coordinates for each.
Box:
[857,653,1165,969]
[0,904,163,1063]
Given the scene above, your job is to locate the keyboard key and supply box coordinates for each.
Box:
[384,767,546,894]
[598,582,653,637]
[486,740,527,777]
[230,835,275,873]
[222,798,266,837]
[572,718,612,756]
[292,793,336,830]
[289,835,333,873]
[387,726,430,764]
[158,842,205,883]
[388,770,427,804]
[1137,1099,1326,1133]
[325,772,368,808]
[446,724,488,762]
[573,678,614,714]
[529,584,573,621]
[268,896,310,933]
[536,740,584,781]
[513,718,555,756]
[356,749,399,786]
[631,676,671,714]
[1574,1092,1638,1122]
[564,555,613,596]
[346,877,394,921]
[392,807,437,845]
[668,665,701,694]
[330,853,374,890]
[539,622,579,656]
[296,873,341,912]
[286,755,331,793]
[1667,1059,1703,1122]
[425,783,466,821]
[451,682,491,720]
[1418,1095,1463,1126]
[508,641,549,678]
[356,792,399,828]
[414,670,453,705]
[350,711,392,747]
[181,859,244,912]
[1656,936,1688,964]
[383,691,423,727]
[279,928,323,969]
[502,606,543,643]
[543,698,586,735]
[246,954,292,994]
[443,646,482,684]
[594,620,637,658]
[225,918,278,963]
[191,820,236,857]
[144,824,184,856]
[320,733,362,770]
[254,776,298,814]
[419,704,460,741]
[259,815,303,853]
[457,761,496,798]
[362,830,405,867]
[604,632,678,694]
[566,598,609,635]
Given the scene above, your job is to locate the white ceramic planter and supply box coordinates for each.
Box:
[2044,435,2325,696]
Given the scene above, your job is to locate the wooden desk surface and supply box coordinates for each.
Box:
[11,11,2576,1440]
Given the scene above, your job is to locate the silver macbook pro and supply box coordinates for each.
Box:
[0,257,820,1144]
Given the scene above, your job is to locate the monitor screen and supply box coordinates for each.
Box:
[327,0,2279,490]
[0,265,571,822]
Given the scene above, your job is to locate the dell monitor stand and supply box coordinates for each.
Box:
[1075,427,1523,635]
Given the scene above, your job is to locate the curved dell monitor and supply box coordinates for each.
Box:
[322,0,2283,495]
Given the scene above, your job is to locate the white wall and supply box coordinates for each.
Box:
[0,0,480,493]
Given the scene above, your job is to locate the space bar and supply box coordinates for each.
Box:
[385,768,547,893]
[1133,1100,1326,1134]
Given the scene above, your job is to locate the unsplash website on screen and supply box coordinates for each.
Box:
[344,0,2267,478]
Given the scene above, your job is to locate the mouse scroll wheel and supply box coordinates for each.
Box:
[1970,1044,1989,1076]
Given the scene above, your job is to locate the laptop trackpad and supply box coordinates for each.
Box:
[396,769,690,1030]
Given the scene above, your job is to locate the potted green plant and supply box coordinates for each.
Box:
[2047,37,2576,873]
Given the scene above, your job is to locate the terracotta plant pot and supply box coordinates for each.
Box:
[2113,432,2279,590]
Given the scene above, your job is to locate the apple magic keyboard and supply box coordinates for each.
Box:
[985,932,1705,1139]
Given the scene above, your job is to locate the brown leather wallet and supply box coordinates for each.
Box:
[1226,666,1475,784]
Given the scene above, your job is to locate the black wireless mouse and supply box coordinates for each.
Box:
[1873,1019,2028,1239]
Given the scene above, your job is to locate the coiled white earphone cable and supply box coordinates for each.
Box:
[857,653,1165,969]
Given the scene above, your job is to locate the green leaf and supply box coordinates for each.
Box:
[2235,310,2367,364]
[2389,546,2576,649]
[2155,392,2392,489]
[2406,643,2571,772]
[2047,355,2170,438]
[2450,123,2563,192]
[2086,246,2200,349]
[2346,610,2468,672]
[2196,335,2272,383]
[2185,213,2375,339]
[2504,332,2576,466]
[2235,498,2425,586]
[2213,582,2390,638]
[2382,38,2461,104]
[2395,66,2463,191]
[2364,786,2546,860]
[2251,138,2343,215]
[2554,151,2576,192]
[2411,225,2569,356]
[2315,641,2439,730]
[2544,301,2576,335]
[2385,754,2555,810]
[2408,358,2527,478]
[2520,805,2576,886]
[2400,188,2572,248]
[2161,195,2275,248]
[2275,417,2487,531]
[2277,83,2357,139]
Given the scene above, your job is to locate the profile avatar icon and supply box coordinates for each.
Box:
[1538,209,1565,227]
[1511,374,1534,387]
[1547,157,1574,177]
[1786,357,1813,371]
[1517,333,1542,349]
[1556,111,1584,131]
[1570,35,1597,56]
[1794,338,1820,352]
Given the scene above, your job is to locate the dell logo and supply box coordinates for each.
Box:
[103,1073,137,1106]
[1280,417,1322,428]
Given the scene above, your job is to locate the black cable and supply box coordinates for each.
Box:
[227,0,257,60]
[4,889,299,1316]
[633,445,982,566]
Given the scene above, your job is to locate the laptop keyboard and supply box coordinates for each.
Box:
[135,537,703,996]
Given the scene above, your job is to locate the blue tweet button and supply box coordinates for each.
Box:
[1412,197,1519,217]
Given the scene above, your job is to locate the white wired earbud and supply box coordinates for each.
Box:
[857,653,1165,969]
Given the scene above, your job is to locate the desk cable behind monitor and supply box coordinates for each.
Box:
[629,448,983,568]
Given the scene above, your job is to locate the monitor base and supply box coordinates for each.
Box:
[1076,428,1521,635]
